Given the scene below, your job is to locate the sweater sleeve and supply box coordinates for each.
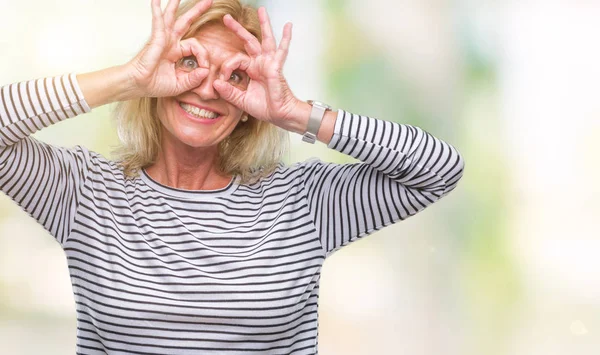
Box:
[0,74,92,245]
[301,109,465,256]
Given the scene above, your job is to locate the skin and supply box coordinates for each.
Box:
[77,0,337,191]
[148,24,251,190]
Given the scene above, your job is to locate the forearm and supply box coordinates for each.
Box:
[0,74,90,148]
[76,65,139,109]
[328,111,465,197]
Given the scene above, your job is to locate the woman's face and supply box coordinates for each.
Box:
[156,23,251,152]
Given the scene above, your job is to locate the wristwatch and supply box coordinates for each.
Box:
[302,100,332,144]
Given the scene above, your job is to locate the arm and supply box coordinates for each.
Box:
[0,0,219,244]
[0,74,92,244]
[0,67,148,244]
[300,109,464,256]
[211,11,464,255]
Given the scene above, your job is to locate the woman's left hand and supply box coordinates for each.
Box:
[213,8,308,133]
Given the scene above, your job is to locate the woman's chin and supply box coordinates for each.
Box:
[179,137,220,150]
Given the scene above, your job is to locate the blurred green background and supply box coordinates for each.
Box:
[1,0,599,354]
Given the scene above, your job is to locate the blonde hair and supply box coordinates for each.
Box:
[112,0,288,184]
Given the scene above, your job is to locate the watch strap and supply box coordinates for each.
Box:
[302,100,331,144]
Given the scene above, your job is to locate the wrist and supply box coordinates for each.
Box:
[277,99,337,144]
[112,64,144,102]
[277,100,312,134]
[317,110,337,144]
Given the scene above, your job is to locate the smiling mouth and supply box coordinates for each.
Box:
[179,102,220,120]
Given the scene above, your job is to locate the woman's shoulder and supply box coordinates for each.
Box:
[239,159,329,194]
[284,158,330,172]
[260,157,363,187]
[73,145,131,181]
[255,158,330,182]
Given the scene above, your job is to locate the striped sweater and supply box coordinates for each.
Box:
[0,74,464,354]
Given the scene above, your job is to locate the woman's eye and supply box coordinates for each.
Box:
[178,56,198,70]
[229,71,244,84]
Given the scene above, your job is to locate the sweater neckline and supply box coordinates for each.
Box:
[140,169,239,199]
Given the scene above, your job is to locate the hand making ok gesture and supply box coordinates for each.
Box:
[126,0,214,98]
[212,8,302,127]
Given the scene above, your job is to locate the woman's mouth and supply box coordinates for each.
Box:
[178,102,221,121]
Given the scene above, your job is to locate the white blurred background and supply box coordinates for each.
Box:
[1,0,599,354]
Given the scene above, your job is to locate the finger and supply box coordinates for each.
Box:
[220,53,252,82]
[223,14,261,57]
[163,0,181,28]
[213,79,246,109]
[177,67,210,92]
[258,7,276,52]
[275,22,293,66]
[173,0,213,39]
[151,0,165,34]
[179,38,210,68]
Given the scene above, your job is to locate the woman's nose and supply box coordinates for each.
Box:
[191,70,220,100]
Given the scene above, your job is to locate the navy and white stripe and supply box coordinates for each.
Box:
[0,74,464,354]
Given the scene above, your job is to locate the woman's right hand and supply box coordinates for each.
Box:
[126,0,213,98]
[78,0,213,108]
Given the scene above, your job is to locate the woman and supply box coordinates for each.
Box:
[0,0,464,353]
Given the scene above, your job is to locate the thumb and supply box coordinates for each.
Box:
[213,79,245,108]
